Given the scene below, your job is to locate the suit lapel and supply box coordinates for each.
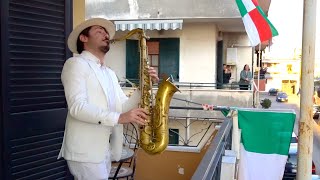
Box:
[85,60,110,102]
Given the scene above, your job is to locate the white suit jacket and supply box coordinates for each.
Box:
[58,51,140,163]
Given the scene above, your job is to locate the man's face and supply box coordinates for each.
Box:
[83,25,110,53]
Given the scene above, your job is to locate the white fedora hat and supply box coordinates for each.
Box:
[67,18,116,54]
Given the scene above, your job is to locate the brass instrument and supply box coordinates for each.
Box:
[112,29,180,154]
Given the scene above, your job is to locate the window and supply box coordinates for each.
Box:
[169,128,179,145]
[126,38,179,82]
[147,41,159,76]
[287,64,292,74]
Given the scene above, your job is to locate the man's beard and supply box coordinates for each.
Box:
[99,44,110,54]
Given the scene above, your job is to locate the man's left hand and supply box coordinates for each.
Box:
[148,67,159,83]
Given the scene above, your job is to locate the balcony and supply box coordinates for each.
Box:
[115,106,233,180]
[119,84,251,180]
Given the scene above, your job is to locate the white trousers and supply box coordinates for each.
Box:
[67,151,111,180]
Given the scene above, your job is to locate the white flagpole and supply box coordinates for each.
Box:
[297,0,317,179]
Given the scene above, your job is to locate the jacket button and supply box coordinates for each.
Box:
[98,121,101,124]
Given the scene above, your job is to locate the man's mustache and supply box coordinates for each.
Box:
[103,38,110,45]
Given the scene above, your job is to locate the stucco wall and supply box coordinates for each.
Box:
[180,23,217,83]
[135,129,217,180]
[85,0,240,20]
[105,22,218,83]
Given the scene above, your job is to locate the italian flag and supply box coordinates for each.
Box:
[237,110,295,180]
[235,0,279,46]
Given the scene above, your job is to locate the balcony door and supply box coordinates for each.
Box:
[126,38,180,83]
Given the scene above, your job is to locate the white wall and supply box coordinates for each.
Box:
[105,22,218,83]
[105,40,126,81]
[179,23,217,83]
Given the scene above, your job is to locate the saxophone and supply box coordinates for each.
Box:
[112,29,180,154]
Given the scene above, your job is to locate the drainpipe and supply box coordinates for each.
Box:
[297,0,317,179]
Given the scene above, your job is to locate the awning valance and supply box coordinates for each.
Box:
[114,20,183,31]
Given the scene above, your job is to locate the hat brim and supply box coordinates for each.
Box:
[67,18,116,54]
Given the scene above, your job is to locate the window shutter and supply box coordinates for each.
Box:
[159,38,180,81]
[9,0,68,114]
[1,0,73,179]
[126,40,139,82]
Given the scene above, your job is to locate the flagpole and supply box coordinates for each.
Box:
[297,0,317,179]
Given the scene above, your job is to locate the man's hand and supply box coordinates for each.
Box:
[118,108,148,125]
[148,67,159,83]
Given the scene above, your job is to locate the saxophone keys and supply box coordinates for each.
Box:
[144,126,152,134]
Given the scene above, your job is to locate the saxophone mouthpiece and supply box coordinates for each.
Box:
[109,39,117,44]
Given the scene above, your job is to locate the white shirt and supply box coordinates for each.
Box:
[101,66,116,112]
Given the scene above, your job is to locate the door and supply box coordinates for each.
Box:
[159,38,179,81]
[126,38,180,83]
[126,39,139,85]
[1,0,73,179]
[216,40,223,89]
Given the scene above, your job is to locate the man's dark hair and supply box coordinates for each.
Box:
[76,26,92,54]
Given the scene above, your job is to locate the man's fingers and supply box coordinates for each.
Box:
[147,68,159,83]
[134,116,147,125]
[136,111,147,119]
[136,108,148,115]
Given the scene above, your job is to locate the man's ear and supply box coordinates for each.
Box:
[79,34,88,43]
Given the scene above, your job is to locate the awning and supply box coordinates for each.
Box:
[114,20,183,31]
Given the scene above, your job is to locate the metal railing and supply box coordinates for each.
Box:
[191,118,233,180]
[167,106,229,148]
[168,116,221,147]
[120,78,253,90]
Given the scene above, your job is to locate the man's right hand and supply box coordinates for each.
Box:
[118,108,148,125]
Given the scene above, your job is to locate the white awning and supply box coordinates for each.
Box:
[114,20,183,31]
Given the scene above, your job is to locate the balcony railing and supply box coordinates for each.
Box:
[167,106,227,150]
[120,79,253,90]
[192,118,233,180]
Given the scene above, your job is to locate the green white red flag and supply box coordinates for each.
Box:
[238,110,295,180]
[235,0,279,46]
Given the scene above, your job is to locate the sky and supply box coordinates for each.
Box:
[266,0,320,61]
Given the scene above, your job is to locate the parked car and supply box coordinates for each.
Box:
[269,88,279,96]
[276,92,289,102]
[283,132,316,179]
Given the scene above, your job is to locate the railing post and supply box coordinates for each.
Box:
[220,150,237,180]
[231,111,240,160]
[186,88,192,142]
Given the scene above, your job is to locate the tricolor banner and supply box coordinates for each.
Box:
[238,110,295,180]
[235,0,279,46]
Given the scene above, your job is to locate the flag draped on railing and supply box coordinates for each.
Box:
[237,110,295,180]
[235,0,279,46]
[202,104,295,180]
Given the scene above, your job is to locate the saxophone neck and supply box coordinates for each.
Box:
[110,28,149,43]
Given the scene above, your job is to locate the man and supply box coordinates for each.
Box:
[222,64,232,84]
[58,18,159,180]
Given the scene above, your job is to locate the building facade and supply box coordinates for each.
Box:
[262,59,301,94]
[84,0,272,85]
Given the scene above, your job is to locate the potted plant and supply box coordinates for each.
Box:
[260,98,272,109]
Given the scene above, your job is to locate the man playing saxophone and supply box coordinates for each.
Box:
[57,18,159,180]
